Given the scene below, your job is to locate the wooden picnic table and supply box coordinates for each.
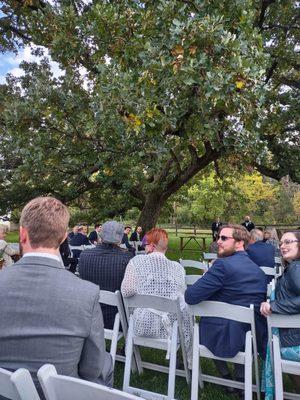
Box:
[179,235,210,252]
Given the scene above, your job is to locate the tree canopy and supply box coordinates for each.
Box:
[0,0,299,230]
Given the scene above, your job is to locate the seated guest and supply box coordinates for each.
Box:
[59,237,77,273]
[0,226,19,269]
[0,197,113,398]
[121,228,192,364]
[69,224,91,260]
[247,228,275,271]
[67,225,78,242]
[130,226,143,242]
[122,226,134,252]
[130,226,144,251]
[264,227,280,257]
[79,221,133,329]
[89,223,102,245]
[185,224,267,392]
[260,230,300,395]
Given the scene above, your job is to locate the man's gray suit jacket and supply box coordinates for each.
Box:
[0,255,113,395]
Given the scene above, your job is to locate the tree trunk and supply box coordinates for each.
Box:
[136,192,165,234]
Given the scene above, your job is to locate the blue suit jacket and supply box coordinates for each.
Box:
[247,241,275,268]
[185,251,267,358]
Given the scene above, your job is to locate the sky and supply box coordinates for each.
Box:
[0,45,63,84]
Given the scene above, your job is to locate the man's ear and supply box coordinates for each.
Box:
[19,226,28,243]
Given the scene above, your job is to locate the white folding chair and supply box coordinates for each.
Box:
[179,259,207,273]
[188,301,260,400]
[267,278,276,300]
[275,257,283,276]
[122,294,190,400]
[0,367,40,400]
[37,364,142,400]
[260,266,277,277]
[185,274,201,286]
[267,314,300,400]
[202,252,217,268]
[99,290,128,367]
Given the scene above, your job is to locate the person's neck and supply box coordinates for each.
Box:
[151,249,166,255]
[22,247,60,256]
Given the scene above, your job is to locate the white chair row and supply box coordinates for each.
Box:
[0,364,142,400]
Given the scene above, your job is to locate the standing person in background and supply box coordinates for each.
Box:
[0,226,19,269]
[241,215,255,232]
[89,223,102,245]
[211,217,223,241]
[260,230,300,397]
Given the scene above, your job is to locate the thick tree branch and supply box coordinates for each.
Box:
[255,0,276,30]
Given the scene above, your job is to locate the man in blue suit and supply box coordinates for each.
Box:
[185,224,267,389]
[247,228,275,269]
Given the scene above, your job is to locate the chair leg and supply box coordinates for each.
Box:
[244,331,253,400]
[273,335,284,400]
[191,323,201,400]
[167,321,178,400]
[110,313,120,367]
[123,316,134,393]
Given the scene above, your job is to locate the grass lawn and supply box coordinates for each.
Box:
[5,229,296,398]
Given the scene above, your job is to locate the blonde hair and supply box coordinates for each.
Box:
[20,197,69,249]
[264,227,279,241]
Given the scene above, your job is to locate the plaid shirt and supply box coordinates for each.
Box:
[79,243,133,329]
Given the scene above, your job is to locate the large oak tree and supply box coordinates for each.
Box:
[0,0,299,230]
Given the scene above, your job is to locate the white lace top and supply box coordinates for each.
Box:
[121,252,192,359]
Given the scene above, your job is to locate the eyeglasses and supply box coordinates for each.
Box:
[216,235,234,241]
[279,239,299,247]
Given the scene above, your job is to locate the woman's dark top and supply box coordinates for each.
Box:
[270,260,300,347]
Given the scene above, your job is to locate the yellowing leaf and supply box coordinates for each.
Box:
[235,80,245,89]
[171,45,184,57]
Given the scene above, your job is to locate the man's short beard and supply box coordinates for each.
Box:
[218,248,235,258]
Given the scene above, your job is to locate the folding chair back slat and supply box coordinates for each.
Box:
[38,364,141,400]
[179,259,208,272]
[0,367,40,400]
[124,294,178,314]
[260,266,276,276]
[188,300,254,324]
[185,275,201,286]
